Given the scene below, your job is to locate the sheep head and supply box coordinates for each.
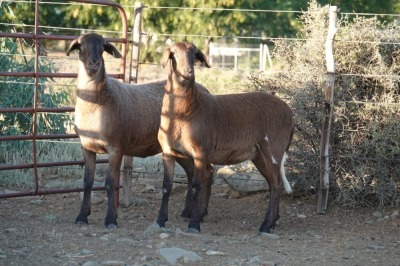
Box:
[66,33,122,76]
[162,42,211,81]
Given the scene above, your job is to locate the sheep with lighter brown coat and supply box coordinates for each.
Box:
[158,42,295,234]
[66,33,211,229]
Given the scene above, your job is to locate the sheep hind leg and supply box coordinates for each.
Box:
[156,154,175,228]
[76,148,96,225]
[178,159,213,220]
[187,160,212,234]
[251,143,282,233]
[204,163,214,217]
[176,157,194,219]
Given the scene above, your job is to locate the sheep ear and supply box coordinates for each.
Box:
[66,38,80,56]
[104,42,122,58]
[196,50,211,68]
[161,48,172,69]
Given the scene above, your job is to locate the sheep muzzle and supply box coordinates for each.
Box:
[85,58,101,74]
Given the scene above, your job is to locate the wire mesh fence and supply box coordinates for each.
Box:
[1,1,399,206]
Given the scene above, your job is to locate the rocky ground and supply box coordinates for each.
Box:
[1,177,400,266]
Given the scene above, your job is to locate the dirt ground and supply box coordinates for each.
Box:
[1,182,399,266]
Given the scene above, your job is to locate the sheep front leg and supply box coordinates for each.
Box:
[104,151,123,229]
[156,153,175,227]
[187,159,210,234]
[76,148,96,225]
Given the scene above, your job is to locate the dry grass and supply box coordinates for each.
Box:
[248,0,400,207]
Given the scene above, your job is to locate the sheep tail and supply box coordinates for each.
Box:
[280,152,293,194]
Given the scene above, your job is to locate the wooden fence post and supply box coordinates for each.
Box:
[129,1,143,84]
[122,2,144,207]
[317,5,338,214]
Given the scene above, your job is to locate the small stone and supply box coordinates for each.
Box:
[158,247,202,265]
[30,199,43,205]
[144,222,164,235]
[145,184,156,193]
[81,249,93,255]
[80,192,103,205]
[297,214,307,219]
[4,228,17,233]
[223,172,268,193]
[248,256,261,264]
[372,211,383,218]
[156,241,168,249]
[101,260,126,265]
[117,238,135,245]
[44,214,58,223]
[176,228,201,237]
[391,210,399,218]
[82,262,102,266]
[367,244,385,250]
[205,250,226,256]
[159,233,170,239]
[100,235,109,241]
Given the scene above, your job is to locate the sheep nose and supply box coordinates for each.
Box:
[88,58,100,68]
[184,67,193,77]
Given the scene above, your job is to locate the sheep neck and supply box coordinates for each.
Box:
[76,60,108,104]
[165,70,200,116]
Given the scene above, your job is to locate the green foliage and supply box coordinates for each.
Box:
[318,0,399,14]
[0,2,72,136]
[138,0,308,63]
[249,0,400,207]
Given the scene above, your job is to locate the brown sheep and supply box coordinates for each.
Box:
[158,42,294,234]
[66,33,211,229]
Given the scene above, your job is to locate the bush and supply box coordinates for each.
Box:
[249,0,400,207]
[0,2,72,136]
[0,2,75,189]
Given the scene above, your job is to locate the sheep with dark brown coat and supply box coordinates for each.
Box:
[66,33,210,229]
[158,42,295,234]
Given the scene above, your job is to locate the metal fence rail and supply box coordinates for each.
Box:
[0,0,128,198]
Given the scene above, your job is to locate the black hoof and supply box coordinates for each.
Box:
[187,227,200,234]
[156,221,165,228]
[106,223,118,230]
[75,217,88,225]
[75,220,88,226]
[156,218,167,228]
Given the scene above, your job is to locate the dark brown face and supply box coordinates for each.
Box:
[66,33,122,76]
[80,34,105,75]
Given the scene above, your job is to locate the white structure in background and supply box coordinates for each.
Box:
[209,42,272,71]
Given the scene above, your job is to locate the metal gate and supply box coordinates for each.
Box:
[0,0,136,200]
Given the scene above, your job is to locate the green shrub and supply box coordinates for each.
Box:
[0,2,72,136]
